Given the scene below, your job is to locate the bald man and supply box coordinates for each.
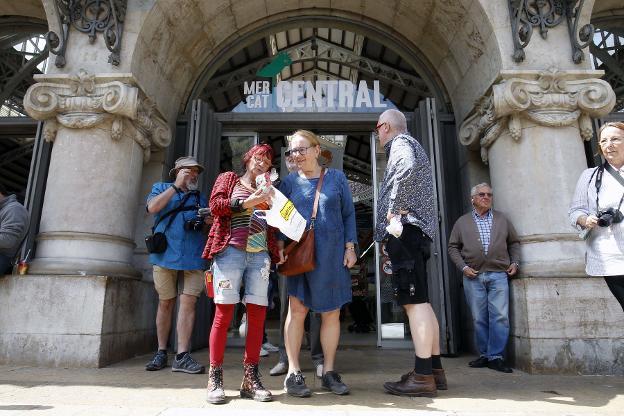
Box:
[374,109,446,397]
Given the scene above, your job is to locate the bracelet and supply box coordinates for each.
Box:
[171,184,180,193]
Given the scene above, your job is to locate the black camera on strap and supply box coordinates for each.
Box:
[594,162,624,228]
[146,191,201,254]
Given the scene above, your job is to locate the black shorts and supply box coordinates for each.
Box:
[386,225,432,305]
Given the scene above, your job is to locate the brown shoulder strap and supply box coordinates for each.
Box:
[310,168,325,222]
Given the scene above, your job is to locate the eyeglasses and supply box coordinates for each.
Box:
[476,192,493,198]
[252,155,271,165]
[285,146,311,157]
[599,137,622,147]
[375,122,387,135]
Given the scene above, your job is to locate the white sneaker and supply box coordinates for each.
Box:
[262,342,279,353]
[259,347,269,357]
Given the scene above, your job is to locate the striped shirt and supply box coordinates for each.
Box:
[472,209,493,255]
[229,182,269,252]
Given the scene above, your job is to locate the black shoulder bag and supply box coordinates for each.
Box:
[145,192,197,254]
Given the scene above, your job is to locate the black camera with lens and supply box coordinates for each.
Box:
[597,207,624,227]
[184,207,211,231]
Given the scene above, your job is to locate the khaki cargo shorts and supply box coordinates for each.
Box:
[152,265,204,300]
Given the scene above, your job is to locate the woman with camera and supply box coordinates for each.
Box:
[278,130,357,397]
[569,121,624,311]
[201,143,282,404]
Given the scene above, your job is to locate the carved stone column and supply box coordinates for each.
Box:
[459,68,615,278]
[23,70,171,278]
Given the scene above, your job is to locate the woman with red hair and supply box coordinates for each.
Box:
[202,143,282,404]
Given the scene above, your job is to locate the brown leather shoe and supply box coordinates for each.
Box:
[432,368,448,390]
[398,369,447,391]
[384,371,437,397]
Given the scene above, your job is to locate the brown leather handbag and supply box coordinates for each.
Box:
[279,169,325,277]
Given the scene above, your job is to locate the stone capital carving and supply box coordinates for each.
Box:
[459,68,615,163]
[23,69,171,162]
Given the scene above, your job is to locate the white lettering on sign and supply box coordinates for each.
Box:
[244,80,388,110]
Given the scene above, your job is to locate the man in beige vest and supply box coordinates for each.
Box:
[448,183,520,373]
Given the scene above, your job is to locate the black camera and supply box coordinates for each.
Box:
[184,218,204,231]
[597,207,624,227]
[184,207,211,231]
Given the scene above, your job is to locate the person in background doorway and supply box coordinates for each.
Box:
[448,182,520,373]
[569,121,624,311]
[374,109,446,397]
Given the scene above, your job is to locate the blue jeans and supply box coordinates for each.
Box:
[463,271,510,360]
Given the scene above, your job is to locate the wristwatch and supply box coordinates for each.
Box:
[171,184,180,193]
[231,198,243,212]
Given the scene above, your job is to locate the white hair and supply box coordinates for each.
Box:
[380,109,407,133]
[470,182,491,196]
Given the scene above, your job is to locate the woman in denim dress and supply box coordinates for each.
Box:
[278,130,357,397]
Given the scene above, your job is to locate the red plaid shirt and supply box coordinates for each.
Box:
[202,171,279,263]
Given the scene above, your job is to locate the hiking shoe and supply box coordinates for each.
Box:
[206,365,225,404]
[240,363,272,402]
[284,371,311,397]
[172,352,205,374]
[145,350,167,371]
[321,371,350,395]
[262,342,279,353]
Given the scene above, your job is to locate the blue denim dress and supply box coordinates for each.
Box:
[279,169,357,312]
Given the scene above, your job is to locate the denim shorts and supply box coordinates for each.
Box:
[212,245,271,306]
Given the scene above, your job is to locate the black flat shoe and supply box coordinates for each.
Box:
[468,356,488,368]
[487,358,513,373]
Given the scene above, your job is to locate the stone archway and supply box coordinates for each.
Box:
[131,0,501,124]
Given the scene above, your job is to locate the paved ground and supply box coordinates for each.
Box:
[1,348,622,416]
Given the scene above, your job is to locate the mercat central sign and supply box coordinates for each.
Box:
[243,80,388,110]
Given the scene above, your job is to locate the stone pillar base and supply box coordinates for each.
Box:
[510,277,624,375]
[0,275,157,367]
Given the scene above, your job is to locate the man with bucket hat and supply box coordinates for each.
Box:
[145,156,210,374]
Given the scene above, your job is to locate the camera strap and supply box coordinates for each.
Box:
[595,162,624,213]
[152,191,197,233]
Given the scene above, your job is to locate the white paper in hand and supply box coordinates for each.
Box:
[386,216,403,238]
[263,188,306,242]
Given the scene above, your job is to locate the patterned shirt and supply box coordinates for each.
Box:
[472,209,493,255]
[375,134,436,241]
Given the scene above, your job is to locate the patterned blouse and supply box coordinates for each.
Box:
[375,134,436,242]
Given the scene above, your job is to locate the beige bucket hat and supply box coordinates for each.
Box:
[169,156,204,179]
